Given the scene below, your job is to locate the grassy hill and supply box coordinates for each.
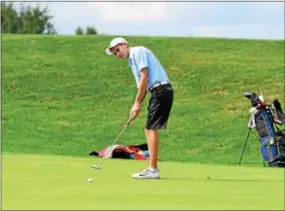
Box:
[2,34,284,165]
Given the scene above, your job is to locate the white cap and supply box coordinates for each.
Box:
[105,37,128,55]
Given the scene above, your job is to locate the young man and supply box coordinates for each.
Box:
[105,37,174,179]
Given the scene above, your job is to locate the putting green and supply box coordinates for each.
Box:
[2,153,284,210]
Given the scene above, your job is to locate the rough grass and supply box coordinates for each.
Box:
[2,34,284,165]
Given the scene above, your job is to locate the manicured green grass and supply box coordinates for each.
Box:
[2,34,284,165]
[2,153,284,210]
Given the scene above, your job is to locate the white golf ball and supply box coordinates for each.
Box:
[88,178,93,183]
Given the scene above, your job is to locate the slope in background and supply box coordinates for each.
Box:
[2,35,284,165]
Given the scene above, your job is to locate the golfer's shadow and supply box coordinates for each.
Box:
[160,177,282,183]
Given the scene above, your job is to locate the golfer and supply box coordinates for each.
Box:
[105,37,174,179]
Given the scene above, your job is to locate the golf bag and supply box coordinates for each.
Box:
[89,143,151,160]
[241,92,285,167]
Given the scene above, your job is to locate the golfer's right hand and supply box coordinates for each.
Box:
[127,110,139,125]
[127,102,141,124]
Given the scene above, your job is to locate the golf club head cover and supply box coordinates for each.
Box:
[273,99,285,124]
[244,91,262,107]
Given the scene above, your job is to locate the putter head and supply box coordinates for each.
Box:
[91,164,102,169]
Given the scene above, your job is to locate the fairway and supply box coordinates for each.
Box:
[2,153,284,210]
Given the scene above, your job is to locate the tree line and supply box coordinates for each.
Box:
[1,2,98,35]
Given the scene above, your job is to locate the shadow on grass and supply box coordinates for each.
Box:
[159,177,283,183]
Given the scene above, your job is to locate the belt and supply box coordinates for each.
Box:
[148,81,169,91]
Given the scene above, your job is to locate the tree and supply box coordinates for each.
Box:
[75,26,84,35]
[85,26,97,35]
[1,2,56,34]
[1,2,18,33]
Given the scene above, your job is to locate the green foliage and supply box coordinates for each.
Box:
[1,2,56,34]
[2,35,284,165]
[75,26,84,35]
[85,26,97,35]
[74,26,98,35]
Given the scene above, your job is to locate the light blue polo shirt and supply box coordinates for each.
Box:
[128,46,169,89]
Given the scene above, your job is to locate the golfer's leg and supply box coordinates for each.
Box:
[145,129,159,169]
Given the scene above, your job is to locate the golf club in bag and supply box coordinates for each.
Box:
[91,122,129,169]
[238,91,285,167]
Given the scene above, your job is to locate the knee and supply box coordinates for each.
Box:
[145,129,158,136]
[145,129,149,136]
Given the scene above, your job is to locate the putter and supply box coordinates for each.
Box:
[91,122,130,170]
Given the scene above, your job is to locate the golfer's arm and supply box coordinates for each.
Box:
[135,68,148,104]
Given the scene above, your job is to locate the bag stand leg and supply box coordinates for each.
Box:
[238,128,266,166]
[238,128,251,165]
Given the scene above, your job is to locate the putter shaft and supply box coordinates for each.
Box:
[91,123,129,169]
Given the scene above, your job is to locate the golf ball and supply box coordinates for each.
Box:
[88,178,93,183]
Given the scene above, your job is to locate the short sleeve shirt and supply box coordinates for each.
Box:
[128,46,169,88]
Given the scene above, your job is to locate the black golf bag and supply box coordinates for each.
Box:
[242,92,285,167]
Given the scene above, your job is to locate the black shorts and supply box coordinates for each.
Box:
[146,83,174,130]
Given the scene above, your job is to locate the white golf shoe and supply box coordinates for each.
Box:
[132,168,160,179]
